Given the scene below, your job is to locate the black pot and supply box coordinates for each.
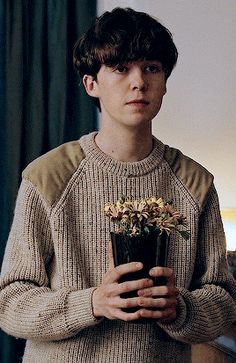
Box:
[111,231,169,310]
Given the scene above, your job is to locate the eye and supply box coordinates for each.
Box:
[145,65,162,73]
[114,65,128,74]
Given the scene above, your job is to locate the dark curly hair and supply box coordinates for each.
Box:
[73,7,178,108]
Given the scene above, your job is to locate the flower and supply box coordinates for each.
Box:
[104,195,189,240]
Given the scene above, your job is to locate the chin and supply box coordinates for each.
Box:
[123,118,152,129]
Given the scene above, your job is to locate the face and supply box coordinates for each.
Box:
[83,60,167,129]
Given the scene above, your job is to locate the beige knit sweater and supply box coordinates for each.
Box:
[1,132,236,363]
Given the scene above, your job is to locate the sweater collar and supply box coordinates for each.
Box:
[79,131,165,177]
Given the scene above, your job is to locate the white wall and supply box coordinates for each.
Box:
[97,0,236,208]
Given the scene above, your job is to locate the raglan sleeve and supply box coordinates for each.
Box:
[158,184,236,344]
[0,178,101,342]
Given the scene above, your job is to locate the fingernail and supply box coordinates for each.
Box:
[136,263,143,269]
[149,269,155,276]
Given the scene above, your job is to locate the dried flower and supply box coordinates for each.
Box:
[104,195,189,240]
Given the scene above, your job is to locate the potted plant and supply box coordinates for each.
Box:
[104,195,189,298]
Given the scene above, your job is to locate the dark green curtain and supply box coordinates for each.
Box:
[0,1,97,362]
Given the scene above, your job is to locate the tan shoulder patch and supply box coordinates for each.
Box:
[164,146,213,209]
[22,141,85,206]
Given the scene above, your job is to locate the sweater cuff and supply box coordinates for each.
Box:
[65,287,103,335]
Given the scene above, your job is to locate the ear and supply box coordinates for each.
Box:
[163,82,167,96]
[164,84,167,95]
[83,75,99,97]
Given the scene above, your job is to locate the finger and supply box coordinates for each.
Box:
[134,296,177,309]
[149,266,173,278]
[115,296,144,309]
[115,309,141,322]
[137,285,179,297]
[138,307,176,320]
[103,262,143,284]
[115,278,153,295]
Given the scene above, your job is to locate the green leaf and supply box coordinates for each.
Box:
[178,230,190,240]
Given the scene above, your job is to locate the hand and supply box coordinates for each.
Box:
[92,261,154,321]
[136,266,179,322]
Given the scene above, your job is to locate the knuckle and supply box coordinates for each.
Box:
[158,298,167,308]
[114,267,122,278]
[138,297,145,306]
[161,286,169,295]
[102,274,109,284]
[105,284,114,296]
[122,299,130,308]
[138,279,149,289]
[123,314,132,322]
[140,288,149,296]
[139,309,146,317]
[115,264,123,274]
[146,278,154,287]
[122,281,132,291]
[107,308,116,319]
[109,297,117,308]
[144,279,154,289]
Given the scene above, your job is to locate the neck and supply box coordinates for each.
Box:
[95,123,153,162]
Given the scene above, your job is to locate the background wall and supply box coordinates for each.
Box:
[98,0,236,209]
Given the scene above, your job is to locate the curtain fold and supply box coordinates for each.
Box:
[0,1,97,362]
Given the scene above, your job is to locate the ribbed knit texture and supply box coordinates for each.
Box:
[1,132,236,363]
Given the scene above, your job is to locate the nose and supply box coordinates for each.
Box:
[129,68,147,91]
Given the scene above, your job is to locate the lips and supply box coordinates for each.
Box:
[126,99,149,105]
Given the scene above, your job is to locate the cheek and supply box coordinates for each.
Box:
[151,81,166,99]
[154,88,166,103]
[100,95,120,114]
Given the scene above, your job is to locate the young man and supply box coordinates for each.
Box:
[1,7,236,363]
